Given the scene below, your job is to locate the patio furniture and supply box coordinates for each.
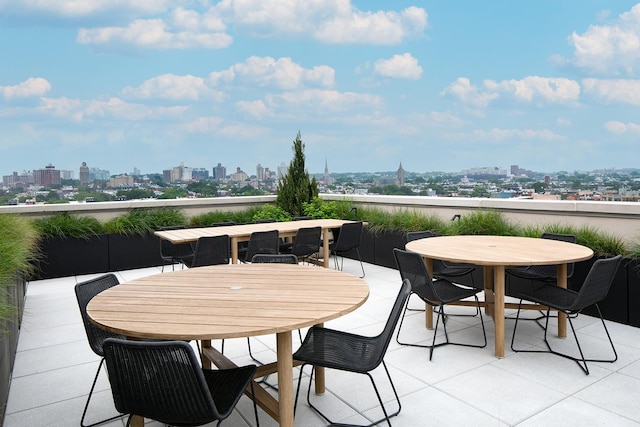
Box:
[329,221,365,278]
[510,255,622,375]
[102,338,259,427]
[239,229,280,263]
[293,279,411,427]
[279,226,321,265]
[186,235,230,268]
[74,274,126,427]
[159,226,195,272]
[405,235,594,357]
[393,249,486,359]
[86,263,369,427]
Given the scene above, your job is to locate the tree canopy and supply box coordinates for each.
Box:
[276,132,319,216]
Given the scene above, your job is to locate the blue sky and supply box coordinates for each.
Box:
[1,1,640,177]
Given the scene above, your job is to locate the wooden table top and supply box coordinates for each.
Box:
[405,235,594,266]
[154,219,355,243]
[87,263,369,341]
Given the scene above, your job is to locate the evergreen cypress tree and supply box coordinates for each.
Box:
[276,131,319,216]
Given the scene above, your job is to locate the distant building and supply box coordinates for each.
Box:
[213,163,226,181]
[256,163,265,180]
[109,174,134,188]
[192,168,209,181]
[277,162,288,181]
[79,162,90,185]
[230,167,248,182]
[33,164,61,187]
[89,167,110,181]
[60,170,74,180]
[397,162,405,186]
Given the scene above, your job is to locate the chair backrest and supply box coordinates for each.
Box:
[245,229,280,260]
[250,253,298,264]
[159,226,194,258]
[527,232,578,279]
[75,274,126,357]
[393,248,441,303]
[293,216,312,221]
[103,338,223,425]
[571,255,622,311]
[405,230,436,245]
[291,226,322,258]
[191,235,230,267]
[332,221,363,252]
[366,279,412,369]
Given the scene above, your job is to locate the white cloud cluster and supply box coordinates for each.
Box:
[0,0,172,18]
[472,128,565,141]
[374,53,422,80]
[122,74,224,101]
[582,78,640,105]
[604,120,640,134]
[565,4,640,76]
[0,77,51,99]
[37,97,187,122]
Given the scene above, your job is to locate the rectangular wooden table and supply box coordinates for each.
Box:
[405,235,594,358]
[154,219,356,268]
[87,263,369,427]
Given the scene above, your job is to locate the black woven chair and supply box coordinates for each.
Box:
[186,235,230,268]
[159,226,195,272]
[506,232,577,293]
[102,338,259,427]
[329,221,365,278]
[280,226,321,265]
[74,274,127,427]
[250,253,298,264]
[393,249,487,360]
[510,255,622,375]
[293,279,412,427]
[238,229,280,263]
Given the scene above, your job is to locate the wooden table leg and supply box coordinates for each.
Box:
[483,266,494,317]
[231,237,238,264]
[201,339,211,369]
[322,229,330,268]
[276,331,294,427]
[314,322,326,395]
[557,263,567,338]
[424,257,434,329]
[493,265,505,358]
[130,416,143,427]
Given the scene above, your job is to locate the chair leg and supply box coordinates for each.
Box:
[510,303,617,375]
[81,358,125,427]
[295,363,400,427]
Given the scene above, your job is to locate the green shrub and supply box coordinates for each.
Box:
[0,215,40,324]
[103,207,187,235]
[303,197,353,219]
[252,204,292,222]
[360,207,447,235]
[445,210,518,236]
[189,208,261,226]
[33,212,104,240]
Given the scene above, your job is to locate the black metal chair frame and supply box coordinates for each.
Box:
[510,255,622,375]
[74,274,127,427]
[393,249,487,360]
[102,338,259,427]
[405,231,480,317]
[281,226,322,265]
[159,226,195,272]
[330,221,365,278]
[239,229,280,263]
[187,235,230,268]
[293,280,412,427]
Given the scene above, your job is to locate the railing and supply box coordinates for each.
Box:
[2,193,639,244]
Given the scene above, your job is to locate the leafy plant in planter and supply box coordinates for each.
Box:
[252,204,292,222]
[103,207,187,235]
[303,197,353,219]
[189,208,260,227]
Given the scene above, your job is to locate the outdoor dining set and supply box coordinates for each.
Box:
[77,218,623,427]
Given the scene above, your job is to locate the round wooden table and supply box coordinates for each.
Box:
[87,263,369,427]
[406,235,594,357]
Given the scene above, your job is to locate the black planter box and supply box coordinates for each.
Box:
[35,235,110,280]
[627,259,640,327]
[372,230,406,269]
[108,233,163,271]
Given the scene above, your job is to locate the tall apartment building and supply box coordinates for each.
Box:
[213,163,226,181]
[33,164,61,187]
[256,163,264,180]
[79,162,90,185]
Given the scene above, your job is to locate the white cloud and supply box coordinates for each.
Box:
[236,100,269,119]
[604,120,640,134]
[0,0,171,18]
[122,74,225,101]
[473,128,565,141]
[37,97,187,121]
[374,53,422,80]
[215,0,427,45]
[266,89,382,113]
[77,16,232,50]
[209,56,335,90]
[0,77,51,99]
[582,78,640,105]
[182,116,224,133]
[441,77,499,108]
[485,76,580,103]
[563,4,640,76]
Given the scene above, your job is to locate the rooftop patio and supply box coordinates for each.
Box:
[4,258,640,426]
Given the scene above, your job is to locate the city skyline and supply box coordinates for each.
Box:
[2,1,640,175]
